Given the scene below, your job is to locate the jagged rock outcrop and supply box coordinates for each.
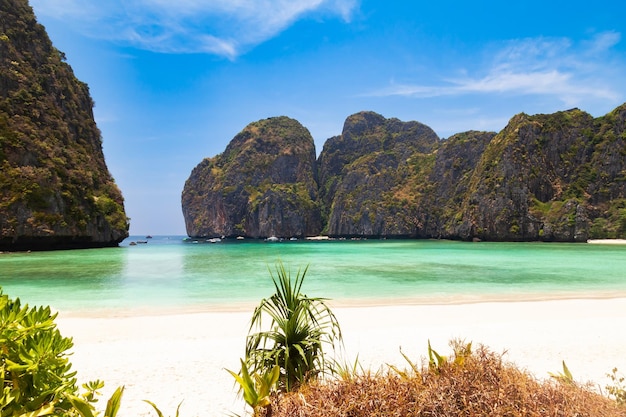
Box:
[182,116,321,238]
[0,0,129,250]
[183,105,626,242]
[455,107,626,241]
[318,111,439,237]
[422,131,496,238]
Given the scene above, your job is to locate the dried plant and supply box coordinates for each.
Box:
[269,342,626,417]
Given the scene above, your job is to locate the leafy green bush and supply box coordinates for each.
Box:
[0,290,78,415]
[0,289,123,417]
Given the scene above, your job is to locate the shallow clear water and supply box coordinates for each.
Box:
[1,236,625,314]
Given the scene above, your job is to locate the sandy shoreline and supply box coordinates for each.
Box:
[587,239,626,245]
[56,298,626,417]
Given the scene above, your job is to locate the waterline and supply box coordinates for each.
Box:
[1,237,625,316]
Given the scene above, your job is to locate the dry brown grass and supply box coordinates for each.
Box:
[266,343,626,417]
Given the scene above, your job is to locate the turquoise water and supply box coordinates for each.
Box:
[1,236,625,315]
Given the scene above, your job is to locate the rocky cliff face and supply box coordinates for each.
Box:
[318,111,439,237]
[422,130,496,238]
[0,0,128,250]
[182,116,321,238]
[183,106,626,242]
[453,107,626,241]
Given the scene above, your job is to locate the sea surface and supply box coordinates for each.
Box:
[1,236,625,316]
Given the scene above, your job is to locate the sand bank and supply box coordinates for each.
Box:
[56,298,626,417]
[587,239,626,244]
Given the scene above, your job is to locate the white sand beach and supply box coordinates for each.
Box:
[587,239,626,245]
[56,297,626,417]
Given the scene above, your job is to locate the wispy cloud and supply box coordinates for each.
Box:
[369,32,623,107]
[30,0,358,59]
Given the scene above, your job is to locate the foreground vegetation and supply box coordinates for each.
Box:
[268,341,626,417]
[232,265,626,417]
[228,263,343,415]
[0,289,123,417]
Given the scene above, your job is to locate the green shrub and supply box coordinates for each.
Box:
[244,263,343,393]
[0,290,77,415]
[0,289,124,417]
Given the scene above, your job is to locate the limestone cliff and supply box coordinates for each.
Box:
[422,130,496,238]
[0,0,128,250]
[455,107,626,241]
[182,116,321,238]
[318,111,439,237]
[183,107,626,242]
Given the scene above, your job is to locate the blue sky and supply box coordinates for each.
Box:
[29,0,626,236]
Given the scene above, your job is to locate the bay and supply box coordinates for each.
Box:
[1,236,625,315]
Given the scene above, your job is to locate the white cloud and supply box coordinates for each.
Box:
[583,31,621,54]
[369,33,623,107]
[30,0,358,58]
[451,70,618,106]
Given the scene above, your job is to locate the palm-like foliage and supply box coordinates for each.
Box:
[226,359,279,415]
[245,263,342,392]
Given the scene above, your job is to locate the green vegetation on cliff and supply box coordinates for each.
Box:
[457,108,626,241]
[0,0,128,250]
[182,116,321,238]
[318,111,439,237]
[184,105,626,242]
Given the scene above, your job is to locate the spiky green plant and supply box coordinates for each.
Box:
[549,360,575,385]
[226,359,279,416]
[245,263,342,392]
[428,339,447,374]
[68,385,124,417]
[143,399,183,417]
[334,355,364,382]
